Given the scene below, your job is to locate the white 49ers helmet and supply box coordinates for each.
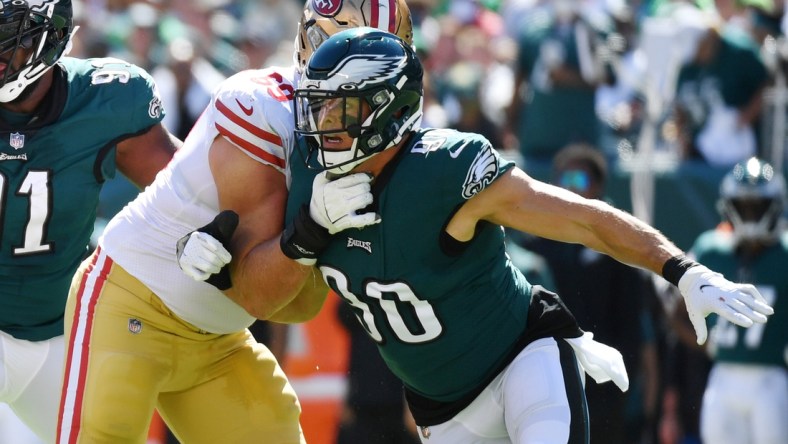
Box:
[294,0,413,72]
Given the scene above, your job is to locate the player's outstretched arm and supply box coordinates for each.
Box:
[449,167,774,344]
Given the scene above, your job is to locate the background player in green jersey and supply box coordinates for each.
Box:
[0,1,179,441]
[184,28,774,443]
[677,157,786,444]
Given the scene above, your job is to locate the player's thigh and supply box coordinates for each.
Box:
[503,338,587,444]
[700,366,748,444]
[752,367,788,444]
[159,332,304,444]
[414,376,510,444]
[60,253,171,443]
[416,338,586,444]
[0,332,62,442]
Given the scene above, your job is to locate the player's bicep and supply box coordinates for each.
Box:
[116,123,179,187]
[452,167,595,244]
[209,135,288,259]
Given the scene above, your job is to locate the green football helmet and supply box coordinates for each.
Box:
[717,157,787,243]
[0,0,73,102]
[294,27,423,175]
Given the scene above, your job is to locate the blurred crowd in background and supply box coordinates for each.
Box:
[3,0,786,443]
[68,0,788,169]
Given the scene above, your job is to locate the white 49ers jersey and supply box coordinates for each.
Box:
[100,66,297,334]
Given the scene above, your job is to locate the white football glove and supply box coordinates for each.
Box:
[177,231,232,282]
[566,332,629,392]
[678,265,774,345]
[310,171,380,234]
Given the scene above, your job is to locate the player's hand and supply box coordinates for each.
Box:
[678,264,774,345]
[176,210,239,290]
[566,332,629,392]
[310,171,380,234]
[281,172,379,266]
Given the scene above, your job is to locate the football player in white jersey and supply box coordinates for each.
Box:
[57,1,413,443]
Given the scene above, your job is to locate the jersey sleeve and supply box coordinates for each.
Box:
[209,69,296,174]
[128,64,166,131]
[71,58,167,181]
[435,130,515,202]
[86,58,166,132]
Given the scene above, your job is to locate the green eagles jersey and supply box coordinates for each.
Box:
[692,230,787,367]
[288,128,532,402]
[0,57,165,341]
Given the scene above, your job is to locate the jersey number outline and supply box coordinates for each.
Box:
[253,72,294,102]
[0,170,53,256]
[321,265,443,344]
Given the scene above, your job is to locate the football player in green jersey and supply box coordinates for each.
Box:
[0,1,179,441]
[686,158,786,444]
[186,28,773,443]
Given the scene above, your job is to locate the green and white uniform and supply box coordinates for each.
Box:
[693,230,787,367]
[692,229,788,444]
[290,128,529,400]
[289,129,591,442]
[0,57,164,342]
[0,56,165,443]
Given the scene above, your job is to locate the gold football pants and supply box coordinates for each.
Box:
[57,248,305,444]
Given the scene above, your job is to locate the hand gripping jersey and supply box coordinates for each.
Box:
[287,128,532,402]
[693,230,787,367]
[0,57,165,341]
[101,66,297,334]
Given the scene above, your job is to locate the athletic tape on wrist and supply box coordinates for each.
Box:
[662,255,700,287]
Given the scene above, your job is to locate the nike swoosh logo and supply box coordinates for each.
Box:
[699,284,713,292]
[449,141,471,158]
[235,98,254,116]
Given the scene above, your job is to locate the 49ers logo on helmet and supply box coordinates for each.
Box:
[312,0,342,17]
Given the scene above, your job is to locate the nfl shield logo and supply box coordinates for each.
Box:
[128,318,143,334]
[9,132,24,150]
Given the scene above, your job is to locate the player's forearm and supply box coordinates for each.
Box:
[579,202,684,276]
[225,237,314,320]
[267,272,329,323]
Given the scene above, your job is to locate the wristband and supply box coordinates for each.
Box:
[662,255,700,287]
[280,205,332,262]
